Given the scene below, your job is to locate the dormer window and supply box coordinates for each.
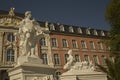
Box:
[94,29,98,35]
[50,23,55,30]
[101,31,105,36]
[60,25,64,31]
[69,26,74,32]
[78,27,82,34]
[86,29,90,35]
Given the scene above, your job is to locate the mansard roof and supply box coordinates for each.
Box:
[38,22,109,38]
[0,10,109,38]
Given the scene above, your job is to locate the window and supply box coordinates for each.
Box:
[93,55,99,65]
[64,54,69,63]
[98,42,103,50]
[69,26,74,32]
[54,54,60,65]
[75,54,80,62]
[101,31,105,36]
[94,30,98,35]
[78,28,82,33]
[7,33,15,42]
[89,41,95,50]
[101,55,106,65]
[40,37,46,46]
[50,23,55,30]
[86,29,90,35]
[51,38,57,47]
[41,53,48,64]
[60,25,64,31]
[6,49,14,62]
[106,46,110,51]
[72,40,78,48]
[81,40,87,49]
[62,39,68,48]
[84,55,90,62]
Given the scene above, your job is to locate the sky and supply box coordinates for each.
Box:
[0,0,110,30]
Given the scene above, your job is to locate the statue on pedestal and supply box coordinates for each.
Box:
[64,49,74,70]
[15,11,49,65]
[17,11,48,57]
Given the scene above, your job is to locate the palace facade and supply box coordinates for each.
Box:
[0,8,110,80]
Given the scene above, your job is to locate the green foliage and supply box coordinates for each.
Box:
[97,0,120,80]
[106,0,120,56]
[97,58,120,80]
[106,0,120,27]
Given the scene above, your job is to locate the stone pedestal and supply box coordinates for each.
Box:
[61,61,107,80]
[8,56,55,80]
[61,69,107,80]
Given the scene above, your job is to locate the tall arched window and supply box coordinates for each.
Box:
[40,37,46,46]
[7,33,15,42]
[6,49,14,62]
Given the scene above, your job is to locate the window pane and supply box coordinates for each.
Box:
[90,41,95,50]
[98,42,103,50]
[75,54,80,62]
[72,40,78,48]
[84,55,89,62]
[51,38,57,47]
[54,54,60,65]
[40,38,46,46]
[6,49,14,62]
[7,33,15,42]
[101,55,106,65]
[42,54,48,64]
[62,39,68,48]
[81,41,86,49]
[64,54,69,63]
[93,55,99,65]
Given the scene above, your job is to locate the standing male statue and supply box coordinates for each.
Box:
[17,11,49,57]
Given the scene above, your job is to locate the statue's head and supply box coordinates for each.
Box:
[68,49,72,55]
[25,11,32,18]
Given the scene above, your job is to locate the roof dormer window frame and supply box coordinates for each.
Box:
[78,27,82,34]
[69,26,74,33]
[50,23,55,30]
[86,28,90,35]
[60,25,65,32]
[101,30,105,36]
[94,29,98,35]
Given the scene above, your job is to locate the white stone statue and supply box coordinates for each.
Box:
[63,49,74,70]
[17,11,49,57]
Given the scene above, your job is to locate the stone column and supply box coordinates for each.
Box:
[0,32,3,62]
[47,35,54,67]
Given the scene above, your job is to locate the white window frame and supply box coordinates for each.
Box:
[90,41,95,50]
[69,26,74,32]
[51,38,58,47]
[78,27,82,33]
[60,25,65,31]
[72,40,78,48]
[62,39,68,48]
[54,54,60,65]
